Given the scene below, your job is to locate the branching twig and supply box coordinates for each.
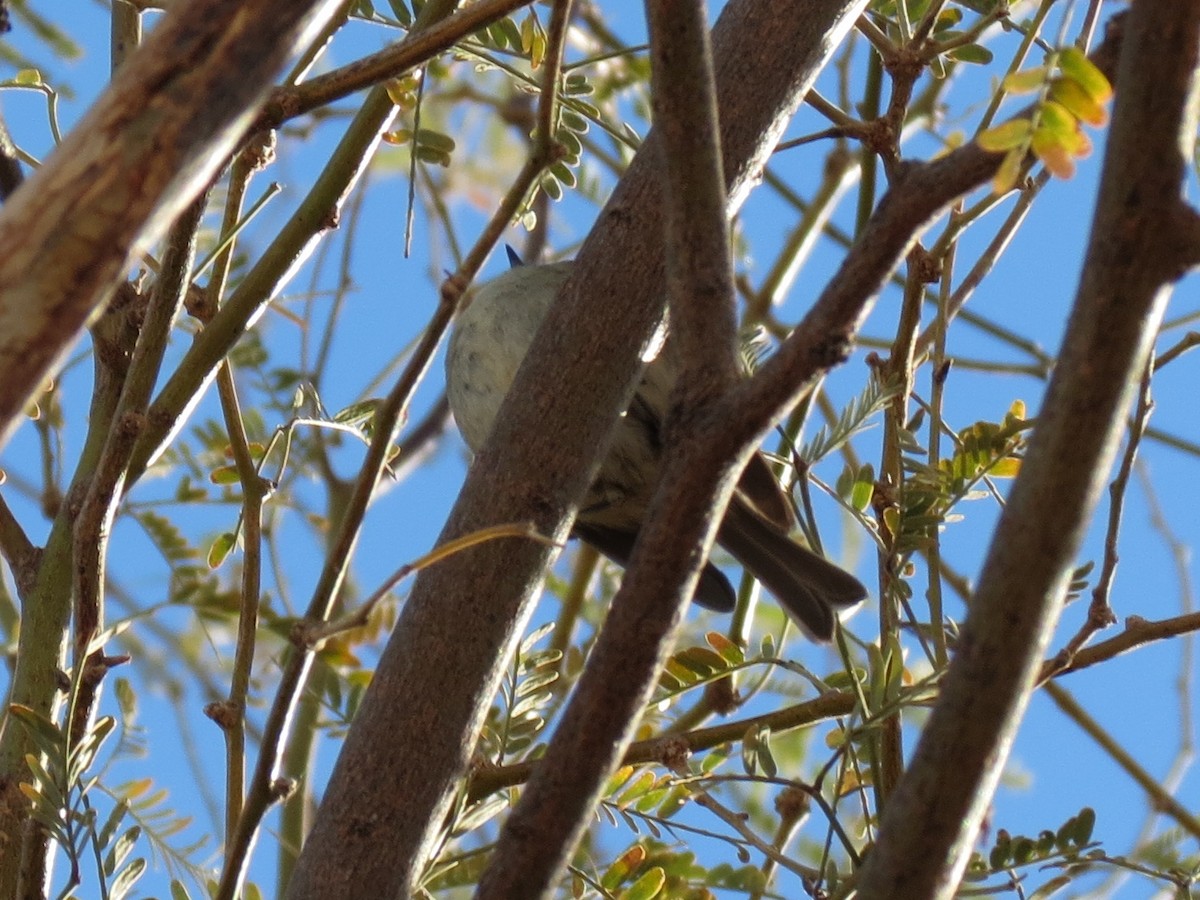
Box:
[1047,356,1154,675]
[278,0,575,892]
[857,7,1194,896]
[262,0,535,127]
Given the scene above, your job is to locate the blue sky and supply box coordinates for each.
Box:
[1,1,1198,897]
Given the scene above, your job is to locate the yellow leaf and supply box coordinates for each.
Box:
[883,505,902,539]
[1049,78,1109,127]
[992,147,1025,194]
[1058,46,1113,102]
[978,118,1032,152]
[1036,103,1090,157]
[530,32,547,70]
[1038,100,1075,135]
[601,844,647,891]
[384,79,410,106]
[991,458,1022,478]
[1031,129,1077,179]
[837,766,872,797]
[1002,65,1050,95]
[120,778,155,800]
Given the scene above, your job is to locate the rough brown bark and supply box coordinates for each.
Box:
[855,4,1200,897]
[0,0,343,893]
[283,1,870,897]
[0,0,342,451]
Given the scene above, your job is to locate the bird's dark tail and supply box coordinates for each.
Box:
[573,521,738,613]
[717,499,866,641]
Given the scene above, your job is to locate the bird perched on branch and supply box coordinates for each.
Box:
[445,258,866,640]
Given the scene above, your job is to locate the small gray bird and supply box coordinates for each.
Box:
[445,260,866,640]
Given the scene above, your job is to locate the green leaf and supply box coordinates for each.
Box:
[519,11,536,54]
[564,73,593,95]
[674,645,726,676]
[509,691,551,720]
[601,844,646,891]
[416,128,456,153]
[1012,835,1036,863]
[850,466,875,512]
[990,830,1012,868]
[801,374,900,462]
[759,631,775,658]
[519,648,562,672]
[560,110,589,133]
[549,160,577,188]
[498,17,523,50]
[103,825,141,875]
[656,668,683,691]
[618,865,665,900]
[23,753,64,809]
[70,715,116,782]
[1067,807,1096,846]
[454,793,507,833]
[414,145,452,166]
[208,464,240,485]
[98,799,130,850]
[741,725,759,775]
[487,21,511,49]
[947,43,992,65]
[9,705,65,759]
[655,784,690,819]
[332,398,383,429]
[520,621,555,655]
[540,174,563,201]
[556,128,583,159]
[755,724,777,777]
[932,7,962,30]
[514,669,559,696]
[615,771,657,808]
[1029,875,1073,900]
[992,147,1025,194]
[208,532,236,568]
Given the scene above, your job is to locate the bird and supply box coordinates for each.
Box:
[444,258,866,640]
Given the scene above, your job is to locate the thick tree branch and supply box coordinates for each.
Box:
[855,3,1199,897]
[474,0,745,892]
[0,0,344,451]
[285,1,870,897]
[0,2,344,888]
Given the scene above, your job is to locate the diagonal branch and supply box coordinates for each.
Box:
[856,3,1200,897]
[474,0,745,891]
[0,0,344,452]
[285,1,872,897]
